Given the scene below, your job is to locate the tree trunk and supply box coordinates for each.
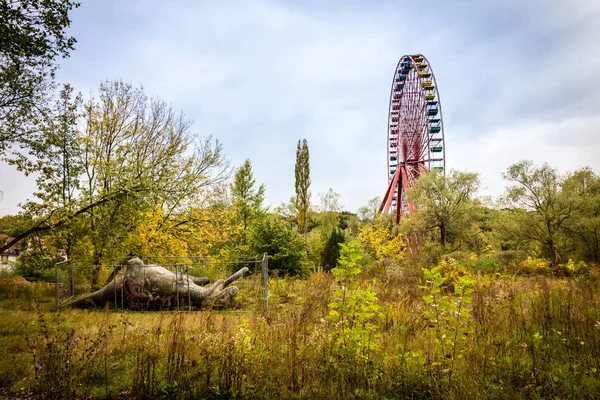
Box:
[440,223,446,246]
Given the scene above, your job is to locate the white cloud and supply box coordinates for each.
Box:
[452,114,600,199]
[1,0,599,216]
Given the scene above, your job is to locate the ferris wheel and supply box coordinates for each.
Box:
[379,54,446,224]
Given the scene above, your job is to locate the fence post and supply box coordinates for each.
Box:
[187,264,191,312]
[113,266,117,310]
[68,264,74,297]
[175,264,180,311]
[55,264,59,310]
[261,253,268,313]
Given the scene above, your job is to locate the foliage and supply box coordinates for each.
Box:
[561,168,600,262]
[25,305,117,399]
[230,159,265,243]
[1,81,230,283]
[322,228,345,272]
[294,139,310,233]
[249,215,308,277]
[2,272,600,398]
[0,0,80,159]
[503,160,579,266]
[357,220,404,262]
[18,84,83,259]
[422,264,474,382]
[357,196,381,222]
[403,169,481,247]
[0,214,31,240]
[327,241,382,391]
[13,251,57,281]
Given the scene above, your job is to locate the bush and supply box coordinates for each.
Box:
[249,216,309,277]
[322,228,345,272]
[14,252,58,282]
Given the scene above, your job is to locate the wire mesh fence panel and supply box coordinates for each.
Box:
[55,264,121,309]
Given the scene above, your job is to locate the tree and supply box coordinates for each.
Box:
[230,159,265,243]
[404,169,481,247]
[0,0,80,159]
[317,188,342,230]
[274,196,298,230]
[294,139,311,242]
[357,221,404,261]
[357,197,381,222]
[322,227,345,271]
[17,84,83,260]
[80,81,229,283]
[502,160,578,266]
[249,215,308,277]
[561,168,600,262]
[0,81,230,287]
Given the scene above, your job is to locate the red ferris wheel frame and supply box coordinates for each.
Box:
[379,54,446,224]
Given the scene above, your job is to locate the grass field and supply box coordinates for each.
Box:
[1,265,600,399]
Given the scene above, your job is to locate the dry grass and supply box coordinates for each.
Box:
[1,269,600,399]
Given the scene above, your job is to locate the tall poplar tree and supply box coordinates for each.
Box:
[294,139,311,242]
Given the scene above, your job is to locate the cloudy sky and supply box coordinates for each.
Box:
[1,0,600,215]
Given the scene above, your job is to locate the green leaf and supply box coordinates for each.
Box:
[328,301,341,309]
[328,310,340,323]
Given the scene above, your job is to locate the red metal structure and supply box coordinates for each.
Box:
[379,54,445,224]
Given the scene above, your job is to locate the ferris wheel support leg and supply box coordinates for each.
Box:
[379,168,401,214]
[400,166,416,216]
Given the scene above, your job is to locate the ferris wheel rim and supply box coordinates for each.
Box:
[386,54,445,178]
[382,53,446,222]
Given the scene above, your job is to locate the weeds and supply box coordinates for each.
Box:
[1,264,600,399]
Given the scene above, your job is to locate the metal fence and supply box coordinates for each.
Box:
[55,254,268,312]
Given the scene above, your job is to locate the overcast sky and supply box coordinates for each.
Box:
[1,0,600,216]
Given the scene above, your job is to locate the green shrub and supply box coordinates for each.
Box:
[249,216,309,277]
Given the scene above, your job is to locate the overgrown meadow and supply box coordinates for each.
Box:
[2,246,600,400]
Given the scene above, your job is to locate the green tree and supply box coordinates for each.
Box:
[274,196,298,230]
[317,188,341,231]
[323,227,345,271]
[18,84,83,260]
[503,160,578,266]
[0,0,80,159]
[294,139,311,243]
[357,196,381,222]
[249,215,308,277]
[80,81,228,283]
[0,81,229,287]
[558,168,600,262]
[404,169,481,247]
[230,159,265,243]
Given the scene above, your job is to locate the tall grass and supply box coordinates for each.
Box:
[1,268,600,398]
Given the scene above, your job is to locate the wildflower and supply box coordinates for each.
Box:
[35,363,42,371]
[520,343,528,349]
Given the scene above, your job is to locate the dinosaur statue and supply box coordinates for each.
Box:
[61,257,249,310]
